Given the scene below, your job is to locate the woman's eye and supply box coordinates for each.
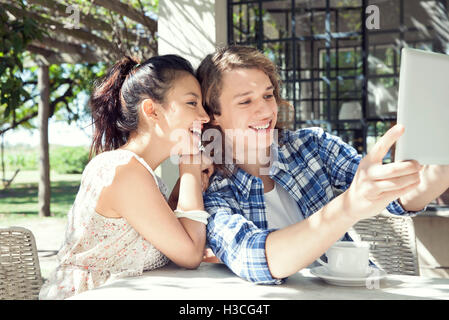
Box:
[187,101,197,107]
[264,94,274,99]
[239,100,251,105]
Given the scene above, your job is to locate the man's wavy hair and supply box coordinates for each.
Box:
[196,45,285,118]
[196,45,290,176]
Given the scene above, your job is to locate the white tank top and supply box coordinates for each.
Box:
[264,181,304,229]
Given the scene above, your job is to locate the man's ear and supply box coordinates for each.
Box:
[141,98,158,120]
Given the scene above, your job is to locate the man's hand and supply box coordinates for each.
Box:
[344,124,422,221]
[201,153,214,192]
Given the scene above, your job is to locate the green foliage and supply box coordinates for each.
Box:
[1,0,159,135]
[0,170,82,219]
[50,146,89,174]
[4,148,38,170]
[0,1,43,121]
[4,145,89,174]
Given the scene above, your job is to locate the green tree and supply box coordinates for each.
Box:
[0,0,158,217]
[0,2,43,132]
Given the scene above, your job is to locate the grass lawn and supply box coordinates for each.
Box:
[0,170,81,225]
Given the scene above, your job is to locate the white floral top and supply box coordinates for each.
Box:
[39,149,170,300]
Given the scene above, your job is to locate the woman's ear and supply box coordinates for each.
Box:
[141,98,158,120]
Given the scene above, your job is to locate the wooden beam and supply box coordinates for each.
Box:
[93,0,157,33]
[37,64,51,217]
[27,44,100,64]
[26,0,157,54]
[2,2,122,57]
[26,0,112,32]
[30,36,102,62]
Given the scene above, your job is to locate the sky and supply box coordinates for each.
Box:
[4,118,92,147]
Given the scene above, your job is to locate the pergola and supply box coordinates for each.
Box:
[1,0,157,216]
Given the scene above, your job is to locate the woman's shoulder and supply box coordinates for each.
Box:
[87,149,156,174]
[83,149,164,192]
[86,149,138,169]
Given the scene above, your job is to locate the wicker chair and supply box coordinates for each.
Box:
[348,211,419,276]
[0,227,43,300]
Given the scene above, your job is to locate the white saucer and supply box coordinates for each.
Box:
[310,266,387,287]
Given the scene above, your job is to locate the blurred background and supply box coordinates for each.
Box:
[1,0,448,279]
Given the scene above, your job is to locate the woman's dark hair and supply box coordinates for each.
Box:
[89,54,195,157]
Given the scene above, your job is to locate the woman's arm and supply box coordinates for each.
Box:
[98,156,206,269]
[168,154,214,211]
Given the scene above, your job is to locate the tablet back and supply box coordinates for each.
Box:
[395,48,449,165]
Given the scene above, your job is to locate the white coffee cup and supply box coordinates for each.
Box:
[317,241,370,277]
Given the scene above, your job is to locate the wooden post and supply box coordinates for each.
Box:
[37,64,51,217]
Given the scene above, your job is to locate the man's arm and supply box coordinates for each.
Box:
[205,194,280,284]
[312,127,424,216]
[207,125,421,282]
[267,125,420,279]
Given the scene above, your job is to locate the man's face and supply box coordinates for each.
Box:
[212,68,278,160]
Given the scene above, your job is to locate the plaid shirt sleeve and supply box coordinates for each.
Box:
[311,127,424,216]
[204,193,283,285]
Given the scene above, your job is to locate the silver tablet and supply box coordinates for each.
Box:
[395,48,449,165]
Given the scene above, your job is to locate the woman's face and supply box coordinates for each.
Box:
[212,68,278,159]
[157,73,210,155]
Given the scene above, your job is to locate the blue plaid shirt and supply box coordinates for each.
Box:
[203,127,419,285]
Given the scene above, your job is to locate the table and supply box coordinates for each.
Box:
[69,262,449,300]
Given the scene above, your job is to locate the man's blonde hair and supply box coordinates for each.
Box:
[196,45,284,117]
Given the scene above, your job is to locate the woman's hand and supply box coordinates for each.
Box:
[201,153,214,192]
[177,154,203,212]
[343,124,422,221]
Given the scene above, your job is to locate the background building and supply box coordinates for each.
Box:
[158,0,449,277]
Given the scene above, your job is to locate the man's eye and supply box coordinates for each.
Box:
[239,100,251,105]
[264,94,274,99]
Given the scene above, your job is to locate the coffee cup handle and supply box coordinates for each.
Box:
[316,255,328,267]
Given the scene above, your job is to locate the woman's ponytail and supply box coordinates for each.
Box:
[88,54,196,159]
[89,56,139,158]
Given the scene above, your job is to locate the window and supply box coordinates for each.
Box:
[228,0,449,159]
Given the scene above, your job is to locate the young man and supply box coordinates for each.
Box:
[197,45,449,284]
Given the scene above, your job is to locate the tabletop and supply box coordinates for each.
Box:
[68,262,449,300]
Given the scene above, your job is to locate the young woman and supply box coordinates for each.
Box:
[197,45,449,284]
[39,55,212,299]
